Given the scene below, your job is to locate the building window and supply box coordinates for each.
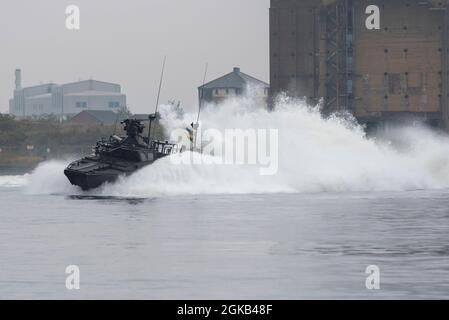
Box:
[76,102,87,108]
[225,89,229,94]
[215,89,219,95]
[108,102,120,108]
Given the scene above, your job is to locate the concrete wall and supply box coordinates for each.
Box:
[352,0,444,122]
[270,0,322,100]
[63,94,126,115]
[25,94,53,116]
[201,86,268,107]
[270,0,449,128]
[23,84,55,98]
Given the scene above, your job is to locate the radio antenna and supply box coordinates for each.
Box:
[197,63,208,123]
[148,56,167,144]
[193,63,208,151]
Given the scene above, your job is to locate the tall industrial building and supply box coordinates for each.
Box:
[270,0,449,129]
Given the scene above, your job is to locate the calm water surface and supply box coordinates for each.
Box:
[1,185,449,299]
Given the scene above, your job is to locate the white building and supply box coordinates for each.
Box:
[9,69,126,119]
[198,67,269,108]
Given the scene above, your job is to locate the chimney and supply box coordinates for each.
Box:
[233,67,241,73]
[15,69,22,90]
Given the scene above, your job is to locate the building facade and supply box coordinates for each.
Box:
[68,110,127,126]
[9,69,126,120]
[270,0,449,129]
[198,67,269,107]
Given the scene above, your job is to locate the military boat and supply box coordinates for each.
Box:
[64,116,179,191]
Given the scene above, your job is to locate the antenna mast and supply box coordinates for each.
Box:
[193,63,208,151]
[148,56,167,144]
[197,63,208,123]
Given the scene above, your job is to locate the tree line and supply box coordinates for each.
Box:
[0,114,164,168]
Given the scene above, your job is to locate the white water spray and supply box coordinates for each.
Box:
[0,175,29,188]
[24,161,79,195]
[10,94,449,197]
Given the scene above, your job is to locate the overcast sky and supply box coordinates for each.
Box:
[0,0,270,114]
